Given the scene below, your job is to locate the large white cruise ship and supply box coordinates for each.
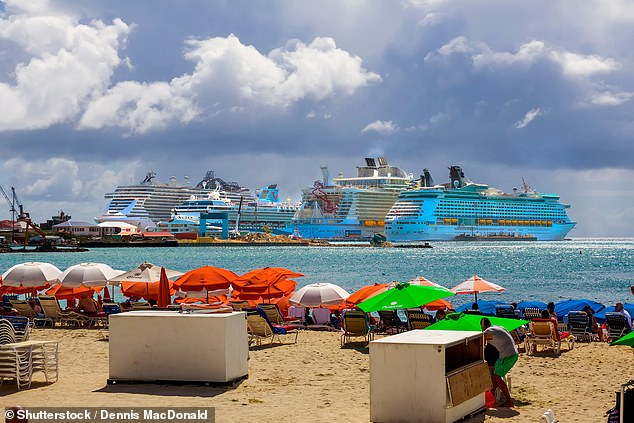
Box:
[96,171,253,229]
[285,157,414,239]
[156,184,298,234]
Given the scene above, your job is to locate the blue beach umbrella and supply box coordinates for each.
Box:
[455,300,507,316]
[554,299,605,322]
[595,303,634,324]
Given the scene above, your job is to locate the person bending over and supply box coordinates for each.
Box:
[481,317,518,407]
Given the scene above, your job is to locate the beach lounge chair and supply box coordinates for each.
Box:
[258,304,300,326]
[605,312,631,341]
[377,310,407,334]
[341,311,374,347]
[229,301,251,311]
[0,317,31,342]
[567,311,596,342]
[405,309,433,330]
[527,320,562,355]
[0,328,32,389]
[495,305,518,319]
[523,308,543,320]
[129,301,152,310]
[37,296,92,327]
[246,310,298,346]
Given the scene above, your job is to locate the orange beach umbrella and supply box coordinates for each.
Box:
[231,267,302,304]
[157,267,171,308]
[173,266,237,292]
[341,283,392,309]
[46,284,100,301]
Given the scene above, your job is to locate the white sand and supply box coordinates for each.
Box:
[1,328,633,422]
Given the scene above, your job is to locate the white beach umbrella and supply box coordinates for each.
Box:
[59,263,125,288]
[290,283,350,307]
[1,262,61,287]
[107,262,184,284]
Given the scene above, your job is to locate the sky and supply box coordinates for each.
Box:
[1,0,634,237]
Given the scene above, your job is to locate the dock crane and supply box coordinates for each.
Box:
[0,184,47,247]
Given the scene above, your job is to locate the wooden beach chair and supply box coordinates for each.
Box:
[37,296,91,327]
[405,309,433,330]
[246,310,298,346]
[229,301,251,311]
[341,311,374,347]
[527,320,561,355]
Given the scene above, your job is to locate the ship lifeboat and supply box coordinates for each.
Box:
[542,220,548,226]
[547,221,553,226]
[364,220,376,227]
[478,219,486,224]
[451,218,458,224]
[529,220,535,225]
[511,220,518,225]
[376,221,385,227]
[486,219,492,224]
[443,218,451,224]
[505,220,512,225]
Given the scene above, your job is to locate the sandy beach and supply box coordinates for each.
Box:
[1,328,632,422]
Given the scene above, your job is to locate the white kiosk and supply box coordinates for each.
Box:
[108,311,248,384]
[370,330,490,423]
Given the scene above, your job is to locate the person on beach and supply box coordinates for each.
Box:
[547,302,557,321]
[582,305,604,341]
[465,302,482,315]
[435,309,447,321]
[78,293,98,314]
[535,310,565,341]
[615,302,632,331]
[481,317,517,407]
[329,309,343,330]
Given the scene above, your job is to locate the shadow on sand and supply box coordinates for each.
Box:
[94,378,245,397]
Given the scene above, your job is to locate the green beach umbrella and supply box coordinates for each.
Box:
[610,331,634,347]
[357,282,454,313]
[425,312,528,332]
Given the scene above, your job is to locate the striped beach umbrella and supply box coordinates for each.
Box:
[450,275,505,305]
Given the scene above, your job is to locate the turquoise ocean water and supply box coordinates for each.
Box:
[1,238,632,308]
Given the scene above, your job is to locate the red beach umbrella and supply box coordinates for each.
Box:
[157,267,171,308]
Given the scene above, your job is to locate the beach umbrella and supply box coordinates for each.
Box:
[595,303,634,324]
[358,282,454,313]
[423,298,453,311]
[1,262,61,287]
[108,262,184,284]
[231,267,301,303]
[450,275,505,304]
[610,331,634,347]
[456,300,507,316]
[290,283,350,307]
[109,262,183,300]
[157,267,171,308]
[174,288,229,304]
[554,299,605,322]
[341,283,392,309]
[409,276,447,289]
[46,284,100,301]
[426,312,528,332]
[173,266,237,292]
[516,301,548,311]
[58,263,124,288]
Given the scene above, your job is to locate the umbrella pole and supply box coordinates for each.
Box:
[146,283,149,301]
[474,292,478,305]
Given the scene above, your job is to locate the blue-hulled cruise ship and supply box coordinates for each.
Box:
[385,166,576,242]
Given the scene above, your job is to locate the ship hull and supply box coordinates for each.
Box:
[387,222,575,242]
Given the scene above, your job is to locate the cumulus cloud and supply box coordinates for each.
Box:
[0,4,379,134]
[514,108,543,129]
[80,34,380,133]
[361,120,400,135]
[590,91,634,106]
[0,0,131,130]
[427,36,620,78]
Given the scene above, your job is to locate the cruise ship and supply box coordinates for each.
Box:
[156,184,298,234]
[96,171,253,229]
[385,166,576,242]
[285,157,414,239]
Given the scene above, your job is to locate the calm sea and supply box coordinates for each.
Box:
[1,238,632,308]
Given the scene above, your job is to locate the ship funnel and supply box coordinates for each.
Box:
[320,166,330,186]
[365,158,377,168]
[449,166,465,189]
[422,168,435,187]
